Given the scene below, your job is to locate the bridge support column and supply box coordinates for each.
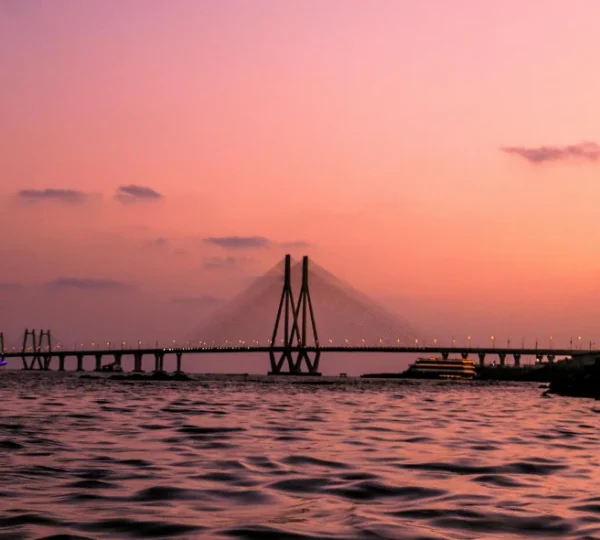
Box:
[95,354,103,371]
[133,353,144,373]
[113,353,122,369]
[74,354,82,371]
[442,352,449,361]
[154,352,164,373]
[547,354,555,363]
[513,353,521,367]
[461,352,469,359]
[498,353,506,367]
[175,352,183,373]
[478,352,486,366]
[536,354,544,364]
[43,354,52,370]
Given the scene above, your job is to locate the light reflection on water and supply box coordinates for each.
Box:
[0,372,599,539]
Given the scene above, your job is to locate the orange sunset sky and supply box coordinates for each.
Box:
[2,1,600,371]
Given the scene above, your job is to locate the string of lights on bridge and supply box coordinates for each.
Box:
[5,335,595,353]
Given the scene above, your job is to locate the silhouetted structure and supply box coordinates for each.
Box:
[269,255,320,375]
[1,255,595,374]
[21,329,52,370]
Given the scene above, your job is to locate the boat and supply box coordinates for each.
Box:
[0,356,7,369]
[100,362,123,373]
[402,356,477,380]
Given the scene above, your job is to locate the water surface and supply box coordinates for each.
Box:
[1,373,599,539]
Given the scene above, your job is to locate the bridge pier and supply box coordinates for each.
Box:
[75,354,83,371]
[498,353,506,367]
[133,352,144,373]
[478,352,486,366]
[175,352,183,373]
[154,352,164,373]
[547,354,555,363]
[95,353,103,371]
[114,353,122,369]
[461,352,469,360]
[43,354,52,370]
[513,353,521,367]
[536,354,544,364]
[442,352,449,361]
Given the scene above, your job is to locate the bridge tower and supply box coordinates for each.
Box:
[21,329,52,370]
[269,255,321,375]
[0,332,4,354]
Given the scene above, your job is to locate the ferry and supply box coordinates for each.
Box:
[403,356,477,380]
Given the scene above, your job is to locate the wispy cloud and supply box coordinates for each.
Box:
[146,237,169,248]
[500,142,600,164]
[170,295,223,307]
[16,188,90,204]
[115,185,163,203]
[280,240,311,249]
[0,282,25,291]
[46,278,134,290]
[203,256,252,269]
[204,236,270,250]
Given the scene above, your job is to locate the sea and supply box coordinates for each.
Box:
[0,372,599,539]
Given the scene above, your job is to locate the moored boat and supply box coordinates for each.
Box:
[403,356,477,380]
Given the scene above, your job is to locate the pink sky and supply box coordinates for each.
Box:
[2,1,600,373]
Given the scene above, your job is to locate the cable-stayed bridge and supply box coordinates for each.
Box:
[1,255,594,374]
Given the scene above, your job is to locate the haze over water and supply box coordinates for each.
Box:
[1,373,599,539]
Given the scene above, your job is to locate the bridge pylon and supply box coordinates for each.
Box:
[269,255,321,375]
[21,329,52,370]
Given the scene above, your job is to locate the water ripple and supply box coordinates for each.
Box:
[0,372,599,539]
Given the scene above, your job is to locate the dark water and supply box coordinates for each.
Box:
[1,373,599,539]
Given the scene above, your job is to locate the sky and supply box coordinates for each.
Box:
[2,0,600,373]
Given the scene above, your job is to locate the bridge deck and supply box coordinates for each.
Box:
[1,346,591,358]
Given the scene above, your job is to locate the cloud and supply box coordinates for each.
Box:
[115,185,163,203]
[146,237,169,248]
[16,188,90,204]
[280,241,311,249]
[203,256,253,269]
[203,236,270,249]
[500,141,600,164]
[171,295,223,307]
[46,278,134,291]
[0,282,25,291]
